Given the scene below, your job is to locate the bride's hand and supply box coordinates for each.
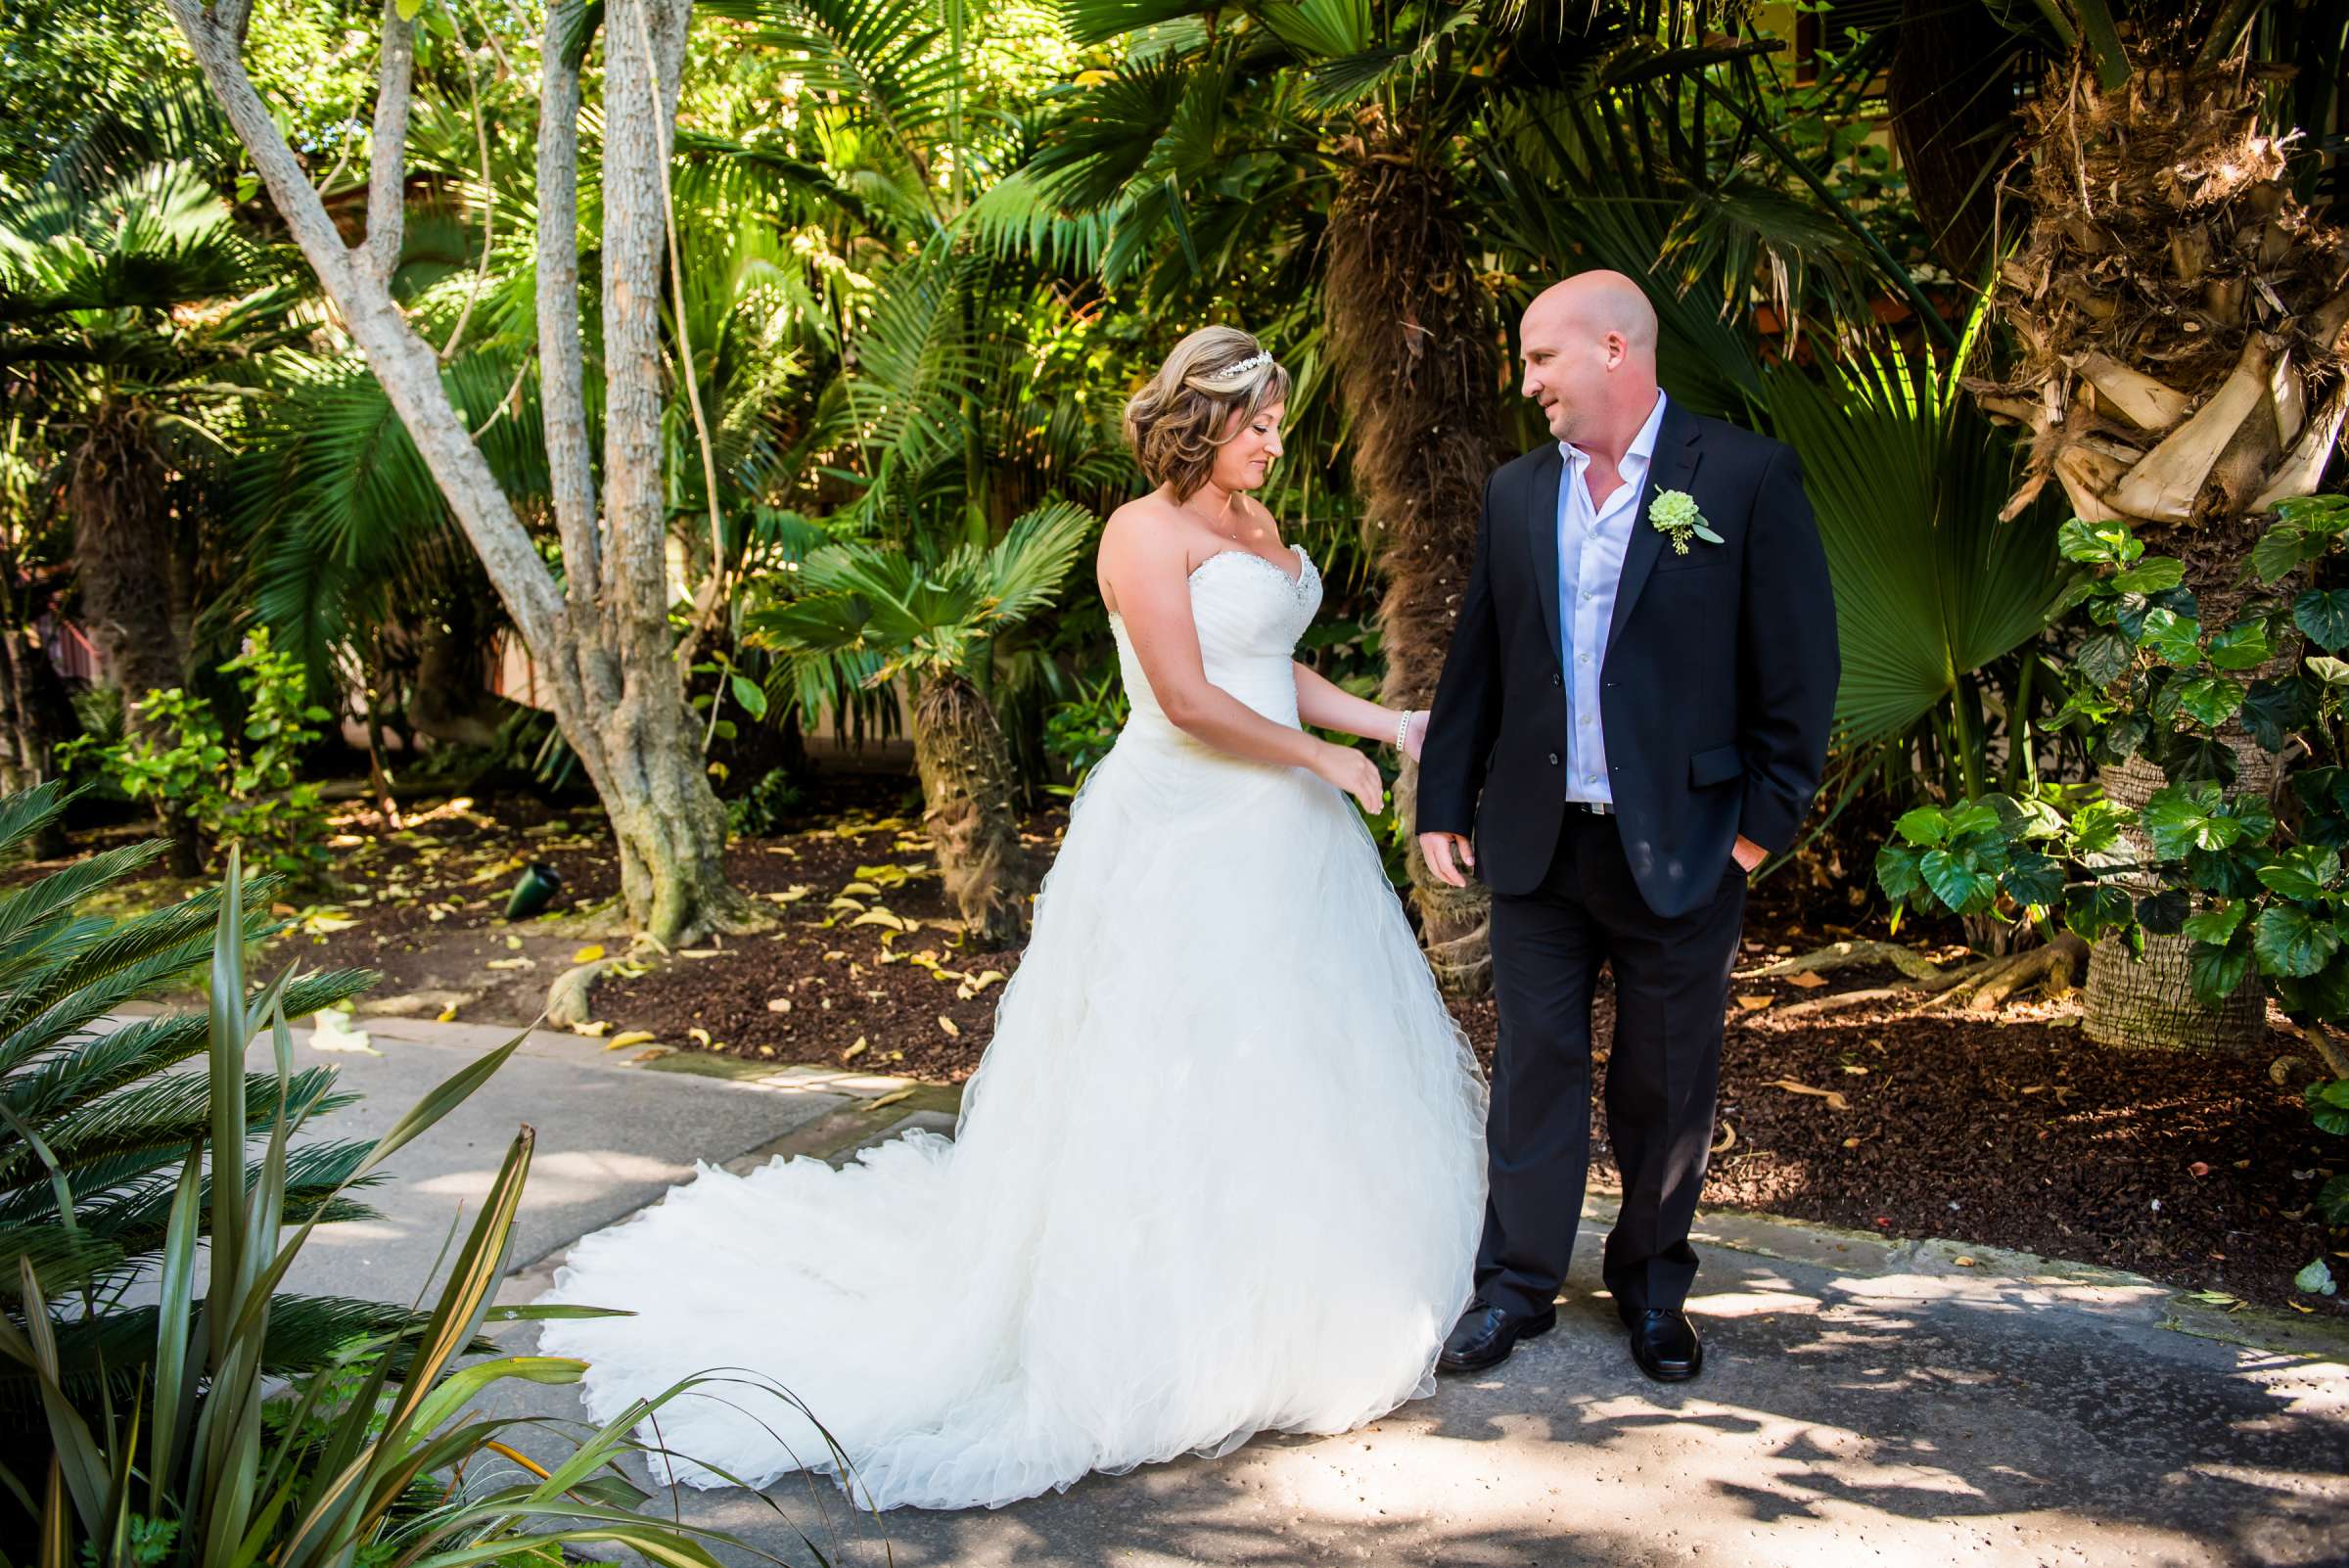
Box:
[1313,741,1385,814]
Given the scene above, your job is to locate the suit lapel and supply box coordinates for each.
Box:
[1604,400,1703,655]
[1526,444,1565,670]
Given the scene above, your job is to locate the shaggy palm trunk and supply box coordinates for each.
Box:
[912,673,1029,948]
[1974,52,2348,1051]
[1323,123,1506,997]
[69,401,199,874]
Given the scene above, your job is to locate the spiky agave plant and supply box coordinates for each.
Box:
[0,781,387,1437]
[2,788,852,1564]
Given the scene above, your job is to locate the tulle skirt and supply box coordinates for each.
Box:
[533,723,1489,1511]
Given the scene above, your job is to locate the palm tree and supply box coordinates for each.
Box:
[1919,0,2349,1048]
[747,500,1094,944]
[0,160,302,870]
[1034,1,1866,993]
[0,781,439,1448]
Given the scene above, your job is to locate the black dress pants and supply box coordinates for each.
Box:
[1476,807,1746,1322]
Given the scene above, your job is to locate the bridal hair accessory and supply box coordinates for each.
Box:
[1220,349,1275,379]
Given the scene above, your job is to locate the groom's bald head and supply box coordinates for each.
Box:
[1520,270,1660,448]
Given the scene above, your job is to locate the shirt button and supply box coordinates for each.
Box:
[1547,752,1560,766]
[1550,672,1562,687]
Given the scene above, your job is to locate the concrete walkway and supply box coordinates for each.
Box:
[279,1016,2349,1567]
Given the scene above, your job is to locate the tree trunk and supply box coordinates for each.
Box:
[1972,48,2348,1052]
[1322,124,1505,996]
[912,673,1029,948]
[69,401,200,872]
[164,0,753,945]
[2083,750,2272,1050]
[69,403,184,709]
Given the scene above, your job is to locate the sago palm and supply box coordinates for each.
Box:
[747,500,1094,945]
[0,780,438,1444]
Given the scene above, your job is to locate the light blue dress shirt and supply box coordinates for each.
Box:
[1558,390,1669,805]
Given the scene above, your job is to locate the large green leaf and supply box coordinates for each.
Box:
[1765,317,2077,750]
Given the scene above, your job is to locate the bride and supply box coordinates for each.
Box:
[535,327,1489,1512]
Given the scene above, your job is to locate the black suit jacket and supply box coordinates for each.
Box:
[1416,400,1839,919]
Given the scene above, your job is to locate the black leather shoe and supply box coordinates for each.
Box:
[1437,1301,1557,1374]
[1627,1308,1703,1382]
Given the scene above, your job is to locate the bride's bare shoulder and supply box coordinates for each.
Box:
[1100,494,1197,568]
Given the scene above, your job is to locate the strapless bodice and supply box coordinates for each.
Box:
[1107,545,1323,741]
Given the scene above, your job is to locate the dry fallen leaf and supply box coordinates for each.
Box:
[1954,1257,1979,1268]
[1710,1122,1735,1154]
[843,1037,869,1062]
[1735,995,1776,1011]
[604,1029,657,1049]
[573,944,606,964]
[868,1086,917,1110]
[484,957,535,971]
[688,1026,713,1047]
[572,1020,613,1038]
[1783,971,1829,989]
[1768,1078,1851,1111]
[766,996,793,1013]
[939,1016,960,1038]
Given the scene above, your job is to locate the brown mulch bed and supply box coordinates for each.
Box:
[108,779,2336,1318]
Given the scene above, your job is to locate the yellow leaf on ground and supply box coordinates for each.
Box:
[485,957,535,971]
[843,1037,868,1061]
[842,881,883,898]
[869,1086,916,1110]
[1954,1257,1979,1268]
[504,934,525,950]
[1840,1064,1869,1075]
[605,1030,657,1050]
[689,1026,713,1047]
[1734,994,1775,1011]
[938,1016,960,1038]
[850,908,909,932]
[1768,1079,1851,1111]
[436,1003,460,1023]
[1783,971,1829,989]
[768,884,815,903]
[572,1020,613,1038]
[827,896,868,912]
[574,945,606,964]
[967,970,1006,992]
[766,996,793,1013]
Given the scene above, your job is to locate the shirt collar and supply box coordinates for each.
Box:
[1559,389,1669,472]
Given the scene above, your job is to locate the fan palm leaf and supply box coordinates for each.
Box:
[1766,316,2076,752]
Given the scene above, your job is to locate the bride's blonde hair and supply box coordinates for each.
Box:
[1123,327,1291,501]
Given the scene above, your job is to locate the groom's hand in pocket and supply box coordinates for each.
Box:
[1419,832,1476,888]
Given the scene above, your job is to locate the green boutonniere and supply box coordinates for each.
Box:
[1648,488,1723,555]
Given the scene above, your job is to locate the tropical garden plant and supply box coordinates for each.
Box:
[58,627,336,885]
[0,780,850,1560]
[1875,0,2349,1046]
[1876,495,2349,1291]
[748,500,1094,945]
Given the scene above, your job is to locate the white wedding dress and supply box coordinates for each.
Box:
[534,544,1489,1511]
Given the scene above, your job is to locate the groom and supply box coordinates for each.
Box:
[1416,271,1838,1382]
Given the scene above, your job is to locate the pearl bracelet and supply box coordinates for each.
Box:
[1396,710,1417,752]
